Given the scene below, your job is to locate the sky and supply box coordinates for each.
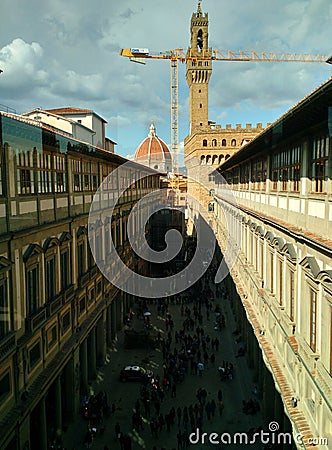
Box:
[0,0,331,161]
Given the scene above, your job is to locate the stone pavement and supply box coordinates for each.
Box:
[62,285,263,450]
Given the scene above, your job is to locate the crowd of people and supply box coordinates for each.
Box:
[77,253,261,449]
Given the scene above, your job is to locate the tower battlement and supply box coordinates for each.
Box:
[211,123,266,132]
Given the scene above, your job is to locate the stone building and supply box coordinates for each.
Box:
[184,2,265,177]
[212,77,332,448]
[0,110,159,449]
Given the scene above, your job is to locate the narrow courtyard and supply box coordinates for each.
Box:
[62,267,263,450]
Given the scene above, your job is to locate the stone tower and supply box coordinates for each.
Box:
[186,1,212,134]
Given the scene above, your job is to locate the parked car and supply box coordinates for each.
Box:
[120,365,153,382]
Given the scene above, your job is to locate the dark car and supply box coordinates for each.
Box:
[120,365,153,382]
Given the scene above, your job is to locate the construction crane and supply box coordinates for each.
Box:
[120,47,331,177]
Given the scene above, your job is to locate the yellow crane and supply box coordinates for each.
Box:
[120,47,331,175]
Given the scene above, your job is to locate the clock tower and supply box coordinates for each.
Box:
[186,1,212,133]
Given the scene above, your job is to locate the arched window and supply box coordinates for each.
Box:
[212,155,218,165]
[212,139,217,147]
[206,155,212,165]
[200,155,206,165]
[222,139,226,147]
[219,155,224,164]
[203,139,207,147]
[225,154,231,160]
[231,139,236,147]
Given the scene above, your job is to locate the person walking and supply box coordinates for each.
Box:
[218,399,224,417]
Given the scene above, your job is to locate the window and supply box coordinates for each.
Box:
[222,139,226,147]
[271,150,288,191]
[231,139,236,147]
[240,163,250,190]
[278,260,283,305]
[60,249,71,290]
[37,153,52,193]
[270,252,274,293]
[45,255,56,301]
[309,288,317,352]
[26,266,39,316]
[72,159,82,192]
[202,139,207,147]
[290,145,301,192]
[79,297,86,314]
[29,341,41,369]
[77,242,85,277]
[289,270,295,321]
[47,324,57,350]
[311,135,329,193]
[212,139,217,147]
[82,161,91,191]
[16,151,35,195]
[54,154,66,193]
[62,311,71,333]
[251,158,267,190]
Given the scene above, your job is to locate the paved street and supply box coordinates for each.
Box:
[62,280,263,450]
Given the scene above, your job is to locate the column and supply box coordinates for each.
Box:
[111,300,117,339]
[55,376,62,436]
[89,327,97,379]
[39,398,47,450]
[96,316,106,366]
[116,295,123,331]
[64,360,75,421]
[106,305,113,347]
[80,339,88,395]
[262,368,275,426]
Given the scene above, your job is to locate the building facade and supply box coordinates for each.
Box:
[184,3,266,181]
[0,111,159,449]
[212,78,332,448]
[134,122,173,173]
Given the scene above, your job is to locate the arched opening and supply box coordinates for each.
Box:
[197,29,203,52]
[203,139,207,147]
[231,139,236,147]
[212,139,217,147]
[200,155,206,165]
[222,139,226,147]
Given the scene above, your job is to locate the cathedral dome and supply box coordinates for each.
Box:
[134,122,172,172]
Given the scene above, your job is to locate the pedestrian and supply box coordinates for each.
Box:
[197,361,204,376]
[114,422,121,440]
[205,401,211,421]
[210,399,216,418]
[177,406,182,426]
[218,400,224,416]
[171,383,177,398]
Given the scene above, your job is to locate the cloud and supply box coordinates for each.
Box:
[0,38,48,96]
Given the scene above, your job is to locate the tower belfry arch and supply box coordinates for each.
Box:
[186,0,212,133]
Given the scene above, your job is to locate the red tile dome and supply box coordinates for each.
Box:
[134,122,172,172]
